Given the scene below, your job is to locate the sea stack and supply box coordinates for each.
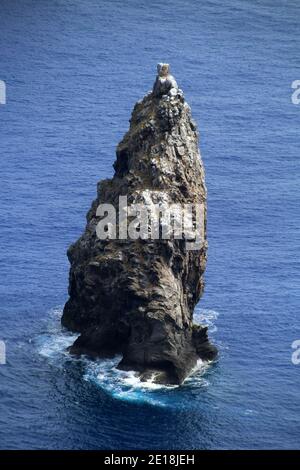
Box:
[62,64,217,385]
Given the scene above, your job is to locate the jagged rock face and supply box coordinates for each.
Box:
[62,65,217,385]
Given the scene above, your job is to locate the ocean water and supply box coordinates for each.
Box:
[0,0,300,450]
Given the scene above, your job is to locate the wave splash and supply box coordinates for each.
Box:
[36,306,219,406]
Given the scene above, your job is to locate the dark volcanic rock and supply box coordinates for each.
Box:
[62,64,217,385]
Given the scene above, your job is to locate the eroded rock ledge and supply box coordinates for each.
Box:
[62,64,217,385]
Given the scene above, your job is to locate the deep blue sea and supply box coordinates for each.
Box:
[1,0,300,450]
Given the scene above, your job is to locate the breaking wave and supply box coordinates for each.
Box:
[194,308,219,334]
[36,306,219,406]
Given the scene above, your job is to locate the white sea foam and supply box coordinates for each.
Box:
[36,306,219,405]
[82,357,178,406]
[194,308,219,334]
[35,306,79,363]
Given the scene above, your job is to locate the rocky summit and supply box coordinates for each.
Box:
[62,64,217,385]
